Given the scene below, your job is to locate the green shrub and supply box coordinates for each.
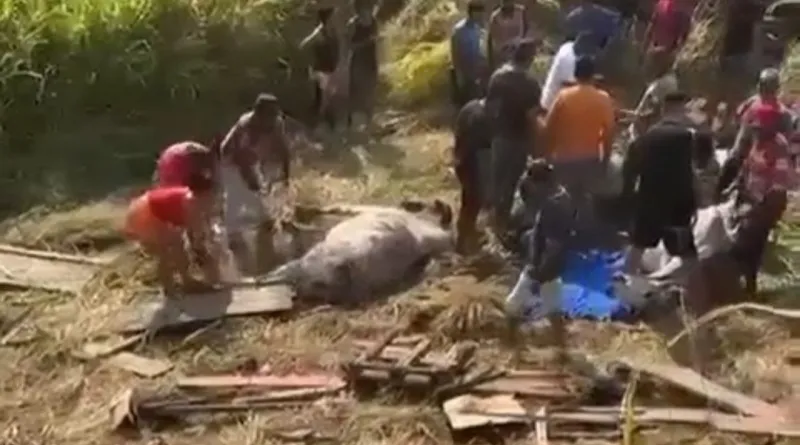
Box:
[0,0,310,211]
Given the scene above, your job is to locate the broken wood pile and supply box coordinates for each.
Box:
[110,368,347,430]
[442,355,800,441]
[345,329,477,392]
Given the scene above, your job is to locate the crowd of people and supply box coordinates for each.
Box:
[449,0,800,317]
[118,0,799,308]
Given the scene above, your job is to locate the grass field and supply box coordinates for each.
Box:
[2,0,800,443]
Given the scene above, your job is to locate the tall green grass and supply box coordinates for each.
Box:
[0,0,309,211]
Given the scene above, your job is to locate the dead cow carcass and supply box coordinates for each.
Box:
[265,200,455,304]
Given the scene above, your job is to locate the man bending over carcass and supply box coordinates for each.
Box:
[125,161,220,297]
[219,94,291,272]
[506,159,579,357]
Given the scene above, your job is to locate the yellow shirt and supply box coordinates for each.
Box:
[544,84,615,161]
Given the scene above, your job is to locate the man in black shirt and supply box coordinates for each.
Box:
[621,91,701,274]
[486,38,542,234]
[453,97,492,252]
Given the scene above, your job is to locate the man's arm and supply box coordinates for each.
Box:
[450,30,462,73]
[300,25,321,50]
[675,9,691,48]
[621,135,644,199]
[600,93,616,163]
[641,10,655,51]
[520,5,529,36]
[273,117,291,183]
[542,93,563,159]
[487,11,499,68]
[221,121,261,192]
[453,104,470,166]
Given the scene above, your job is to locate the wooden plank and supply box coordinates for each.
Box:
[108,353,173,378]
[352,341,449,367]
[443,394,528,430]
[360,328,403,362]
[0,244,109,266]
[446,401,800,436]
[399,339,432,368]
[115,285,294,332]
[177,374,345,390]
[469,373,574,399]
[614,358,780,418]
[535,407,548,445]
[0,251,99,294]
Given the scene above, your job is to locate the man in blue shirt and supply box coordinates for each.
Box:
[563,0,621,52]
[450,1,487,108]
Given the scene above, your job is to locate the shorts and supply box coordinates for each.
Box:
[124,193,169,246]
[630,211,697,257]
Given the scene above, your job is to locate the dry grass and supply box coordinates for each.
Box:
[3,1,800,442]
[1,120,799,445]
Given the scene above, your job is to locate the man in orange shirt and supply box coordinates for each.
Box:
[543,56,614,226]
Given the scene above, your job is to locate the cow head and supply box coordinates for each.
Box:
[399,198,453,229]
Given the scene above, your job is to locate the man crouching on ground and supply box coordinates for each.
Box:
[125,165,220,297]
[506,159,578,359]
[219,94,291,272]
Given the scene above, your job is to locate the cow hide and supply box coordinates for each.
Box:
[265,205,454,305]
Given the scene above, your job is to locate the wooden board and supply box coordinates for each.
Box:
[352,341,450,368]
[0,248,101,293]
[177,374,345,390]
[108,353,173,378]
[115,285,294,332]
[445,400,800,437]
[0,244,109,266]
[614,358,780,418]
[443,395,528,430]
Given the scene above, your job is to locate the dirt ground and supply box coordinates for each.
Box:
[1,117,800,445]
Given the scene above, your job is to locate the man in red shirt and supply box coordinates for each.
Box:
[642,0,692,78]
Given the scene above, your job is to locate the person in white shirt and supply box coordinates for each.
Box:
[540,32,594,111]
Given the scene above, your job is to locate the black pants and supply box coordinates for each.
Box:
[312,75,336,130]
[630,208,697,257]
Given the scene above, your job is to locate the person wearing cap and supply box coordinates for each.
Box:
[543,55,614,229]
[450,1,487,109]
[486,38,542,234]
[505,158,577,358]
[300,6,340,132]
[540,32,595,111]
[622,91,702,274]
[219,93,291,271]
[487,0,528,71]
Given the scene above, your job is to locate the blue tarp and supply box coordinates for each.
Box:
[558,249,632,320]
